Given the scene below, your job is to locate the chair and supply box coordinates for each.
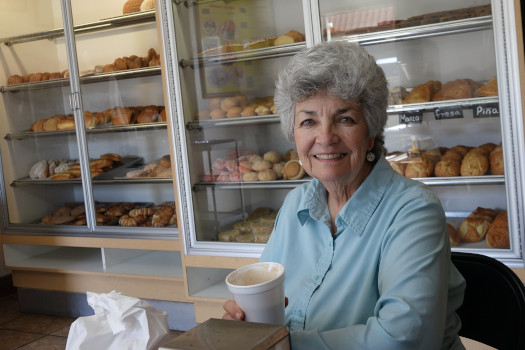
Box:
[451,252,525,350]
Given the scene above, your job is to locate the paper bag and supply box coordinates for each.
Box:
[66,290,169,350]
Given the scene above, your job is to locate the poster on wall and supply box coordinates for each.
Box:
[196,1,274,97]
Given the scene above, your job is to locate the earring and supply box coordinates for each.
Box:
[366,152,376,162]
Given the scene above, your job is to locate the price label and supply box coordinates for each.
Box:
[473,103,500,118]
[399,110,423,124]
[434,106,463,120]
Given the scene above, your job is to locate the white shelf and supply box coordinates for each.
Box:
[104,249,184,278]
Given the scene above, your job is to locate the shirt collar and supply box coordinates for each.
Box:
[297,157,394,236]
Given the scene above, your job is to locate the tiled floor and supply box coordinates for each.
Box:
[0,294,183,350]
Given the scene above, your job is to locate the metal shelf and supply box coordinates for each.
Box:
[5,121,167,141]
[387,96,499,114]
[331,16,493,46]
[192,175,504,191]
[0,10,156,46]
[1,66,161,93]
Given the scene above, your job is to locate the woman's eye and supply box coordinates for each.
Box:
[340,116,355,123]
[300,119,313,126]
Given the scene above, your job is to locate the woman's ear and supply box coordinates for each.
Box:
[367,136,375,151]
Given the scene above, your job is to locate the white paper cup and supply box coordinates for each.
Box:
[225,262,285,325]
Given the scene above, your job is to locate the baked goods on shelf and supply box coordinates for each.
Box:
[388,142,503,179]
[102,48,160,72]
[447,223,461,247]
[218,207,278,243]
[201,148,303,183]
[27,153,124,180]
[118,201,177,227]
[402,80,441,104]
[198,30,305,57]
[325,4,490,38]
[123,0,154,14]
[125,155,172,178]
[196,94,275,121]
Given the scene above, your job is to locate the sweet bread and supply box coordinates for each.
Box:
[57,118,75,130]
[100,153,123,163]
[242,172,259,181]
[459,207,497,243]
[402,80,441,104]
[404,157,434,178]
[140,0,155,11]
[226,106,242,118]
[283,159,306,180]
[263,151,282,164]
[460,149,489,176]
[252,159,272,171]
[137,108,159,123]
[283,149,299,162]
[486,211,509,248]
[434,159,461,177]
[432,79,472,101]
[257,169,277,181]
[90,158,113,170]
[209,109,226,119]
[272,162,285,179]
[7,75,23,85]
[111,107,132,125]
[84,112,98,129]
[220,97,239,112]
[489,144,504,175]
[218,229,241,242]
[474,76,498,97]
[240,106,256,117]
[389,161,406,175]
[29,160,49,179]
[129,207,155,217]
[160,154,171,168]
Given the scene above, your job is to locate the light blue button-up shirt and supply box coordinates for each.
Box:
[260,157,466,350]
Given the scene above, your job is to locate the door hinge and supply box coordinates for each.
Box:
[69,92,81,111]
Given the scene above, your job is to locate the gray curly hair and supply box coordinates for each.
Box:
[274,41,388,161]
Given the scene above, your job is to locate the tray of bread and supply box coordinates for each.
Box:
[37,201,153,226]
[217,207,278,244]
[113,154,172,179]
[15,154,142,185]
[387,142,503,179]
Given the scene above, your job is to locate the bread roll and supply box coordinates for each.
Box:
[220,97,239,111]
[432,79,472,101]
[123,0,142,14]
[209,109,226,119]
[403,80,441,104]
[404,158,434,178]
[7,75,23,85]
[474,76,498,97]
[57,118,75,130]
[257,168,277,181]
[263,151,282,164]
[137,108,159,123]
[460,149,489,176]
[226,106,242,118]
[459,207,497,243]
[486,211,509,248]
[434,159,461,177]
[111,107,132,125]
[283,159,306,180]
[29,160,49,179]
[489,144,504,175]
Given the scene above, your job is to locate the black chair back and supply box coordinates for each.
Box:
[451,252,525,350]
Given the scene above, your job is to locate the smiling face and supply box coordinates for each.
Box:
[294,92,375,191]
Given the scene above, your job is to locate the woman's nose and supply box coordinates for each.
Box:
[316,122,339,144]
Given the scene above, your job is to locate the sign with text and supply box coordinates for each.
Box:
[399,110,423,124]
[434,105,464,120]
[473,103,500,118]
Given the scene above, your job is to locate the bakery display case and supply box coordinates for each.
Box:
[163,0,524,263]
[0,0,185,300]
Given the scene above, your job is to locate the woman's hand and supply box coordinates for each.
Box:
[222,298,288,321]
[222,299,245,321]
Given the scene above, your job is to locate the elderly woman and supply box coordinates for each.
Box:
[224,41,466,350]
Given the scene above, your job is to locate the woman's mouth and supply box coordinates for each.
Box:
[314,153,346,160]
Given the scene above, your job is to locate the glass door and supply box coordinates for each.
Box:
[316,0,524,265]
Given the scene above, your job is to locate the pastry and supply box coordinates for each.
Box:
[43,116,62,131]
[159,108,167,122]
[50,215,76,225]
[388,86,409,105]
[486,211,509,248]
[240,106,256,117]
[160,154,171,168]
[29,160,49,179]
[208,97,221,110]
[233,94,248,107]
[7,75,23,85]
[195,110,210,120]
[272,162,285,179]
[220,97,239,112]
[432,79,472,101]
[111,107,132,125]
[70,205,85,217]
[126,55,142,69]
[100,153,123,163]
[441,149,464,162]
[404,158,434,178]
[140,0,155,11]
[255,105,272,116]
[474,76,498,97]
[31,119,46,132]
[113,57,128,71]
[218,229,241,242]
[447,223,460,247]
[489,144,504,175]
[137,108,159,123]
[283,159,306,180]
[226,106,242,118]
[257,168,277,181]
[402,80,442,104]
[389,161,406,175]
[460,149,489,176]
[263,151,282,164]
[458,207,497,243]
[28,73,42,82]
[242,172,259,181]
[434,159,461,177]
[478,142,497,155]
[129,207,155,217]
[209,109,226,119]
[252,159,272,171]
[283,149,299,162]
